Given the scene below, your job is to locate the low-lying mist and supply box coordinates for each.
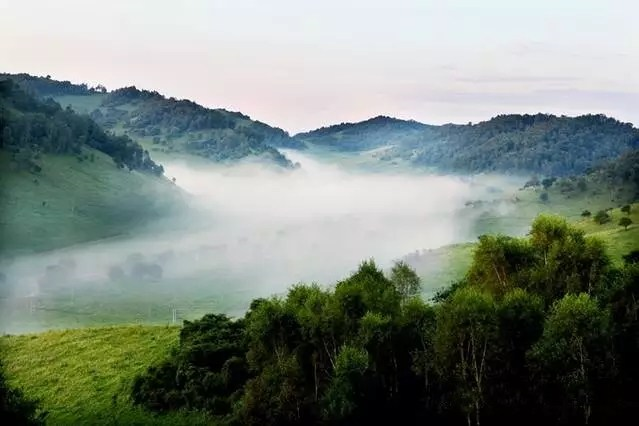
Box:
[0,150,525,333]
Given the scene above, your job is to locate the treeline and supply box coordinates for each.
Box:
[0,72,102,97]
[296,115,430,152]
[415,114,639,176]
[100,86,303,159]
[298,113,639,176]
[0,79,163,174]
[132,215,639,425]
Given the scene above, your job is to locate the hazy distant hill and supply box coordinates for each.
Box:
[295,115,432,152]
[3,73,302,167]
[0,78,181,253]
[297,113,639,176]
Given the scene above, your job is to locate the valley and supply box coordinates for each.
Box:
[1,73,638,425]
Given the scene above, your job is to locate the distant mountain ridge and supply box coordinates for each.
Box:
[6,72,639,176]
[298,113,639,176]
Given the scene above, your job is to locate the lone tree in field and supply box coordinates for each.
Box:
[619,217,633,231]
[594,210,611,225]
[621,204,631,215]
[539,192,549,203]
[581,210,591,218]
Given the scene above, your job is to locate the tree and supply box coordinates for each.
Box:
[619,217,632,231]
[489,290,544,422]
[581,210,592,217]
[322,346,369,423]
[621,204,631,215]
[530,294,613,425]
[593,210,611,225]
[435,288,497,426]
[389,260,421,304]
[539,192,549,202]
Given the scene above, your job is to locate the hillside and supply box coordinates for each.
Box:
[0,78,182,254]
[3,214,638,425]
[1,326,209,425]
[295,115,431,152]
[297,113,639,176]
[3,73,302,167]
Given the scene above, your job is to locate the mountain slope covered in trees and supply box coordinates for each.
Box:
[297,113,639,176]
[3,73,301,167]
[0,78,182,253]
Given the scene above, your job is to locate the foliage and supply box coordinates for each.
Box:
[530,294,613,424]
[594,210,611,224]
[298,113,639,176]
[3,73,302,166]
[127,218,639,425]
[619,217,633,230]
[390,260,422,303]
[0,78,163,174]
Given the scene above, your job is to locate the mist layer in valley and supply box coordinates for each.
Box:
[0,150,526,333]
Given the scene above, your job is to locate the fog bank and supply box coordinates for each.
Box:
[0,151,523,333]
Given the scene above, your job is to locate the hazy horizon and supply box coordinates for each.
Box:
[2,0,637,133]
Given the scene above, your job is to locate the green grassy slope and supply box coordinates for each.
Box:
[1,326,209,425]
[0,149,178,255]
[411,201,639,290]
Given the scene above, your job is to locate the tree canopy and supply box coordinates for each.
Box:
[131,216,639,425]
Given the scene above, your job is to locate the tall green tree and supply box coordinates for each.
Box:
[389,260,421,304]
[435,288,498,426]
[530,294,613,425]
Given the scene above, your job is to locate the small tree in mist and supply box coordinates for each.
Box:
[594,210,611,225]
[390,261,421,303]
[619,217,632,231]
[621,204,631,215]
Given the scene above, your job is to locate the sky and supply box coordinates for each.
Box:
[1,0,637,133]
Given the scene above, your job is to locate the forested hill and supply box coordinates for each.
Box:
[587,148,639,199]
[0,78,163,174]
[297,113,639,176]
[295,115,432,152]
[0,78,184,253]
[2,73,302,167]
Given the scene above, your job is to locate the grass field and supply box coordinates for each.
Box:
[0,150,179,255]
[409,197,638,289]
[1,326,210,425]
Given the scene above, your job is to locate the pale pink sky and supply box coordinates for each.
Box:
[1,0,637,133]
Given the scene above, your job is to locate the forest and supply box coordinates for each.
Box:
[297,113,639,176]
[118,216,639,426]
[0,79,164,175]
[1,73,302,167]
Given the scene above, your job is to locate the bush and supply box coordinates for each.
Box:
[581,210,591,217]
[594,210,611,224]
